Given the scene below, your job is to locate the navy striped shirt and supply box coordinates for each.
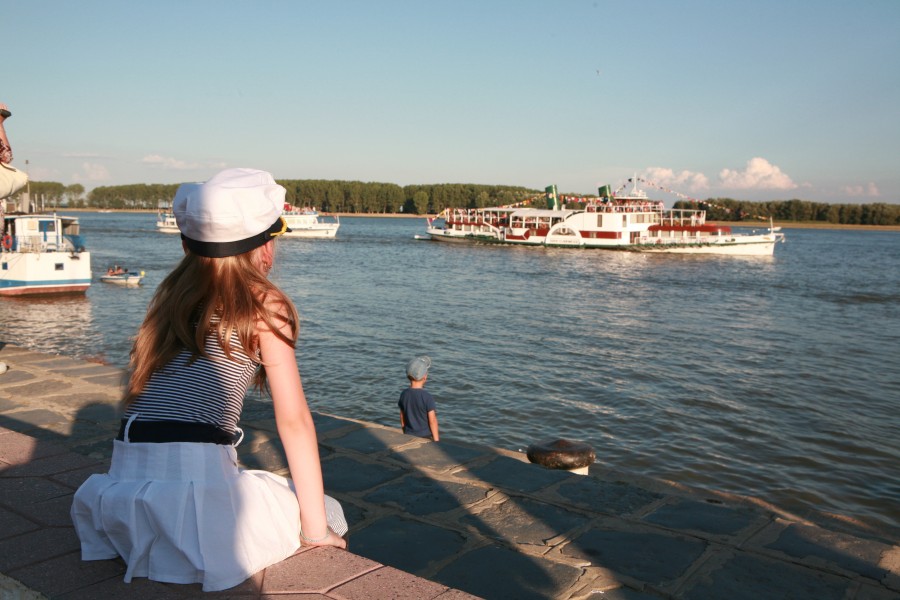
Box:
[124,331,259,434]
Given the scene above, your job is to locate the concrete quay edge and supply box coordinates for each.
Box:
[0,342,898,600]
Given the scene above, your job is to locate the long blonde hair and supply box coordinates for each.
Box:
[123,246,298,405]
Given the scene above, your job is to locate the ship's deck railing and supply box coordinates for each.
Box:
[585,200,666,214]
[2,234,84,253]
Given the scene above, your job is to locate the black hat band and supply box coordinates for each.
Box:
[181,217,290,258]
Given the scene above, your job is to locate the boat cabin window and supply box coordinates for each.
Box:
[596,214,603,228]
[622,215,628,227]
[55,263,64,271]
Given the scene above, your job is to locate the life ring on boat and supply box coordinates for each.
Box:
[1,235,12,250]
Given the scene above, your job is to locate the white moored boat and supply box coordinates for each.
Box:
[156,211,179,233]
[425,179,785,256]
[281,205,340,238]
[1,207,92,296]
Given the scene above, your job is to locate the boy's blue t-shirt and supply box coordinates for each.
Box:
[398,388,436,438]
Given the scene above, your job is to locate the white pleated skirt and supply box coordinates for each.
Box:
[70,440,347,592]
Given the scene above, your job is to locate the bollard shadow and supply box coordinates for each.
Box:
[314,415,603,599]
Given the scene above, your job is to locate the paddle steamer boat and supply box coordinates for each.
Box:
[425,180,784,256]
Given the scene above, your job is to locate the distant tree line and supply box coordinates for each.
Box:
[672,197,900,225]
[10,180,900,225]
[12,181,86,210]
[12,179,540,215]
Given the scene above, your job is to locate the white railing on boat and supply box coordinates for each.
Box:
[4,235,79,253]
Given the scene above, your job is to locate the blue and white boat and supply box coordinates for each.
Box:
[0,207,92,296]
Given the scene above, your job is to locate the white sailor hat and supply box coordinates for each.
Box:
[173,168,290,258]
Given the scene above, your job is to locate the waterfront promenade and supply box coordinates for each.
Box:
[1,342,897,599]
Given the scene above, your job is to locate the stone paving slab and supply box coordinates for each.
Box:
[1,343,899,599]
[349,514,471,576]
[393,440,490,471]
[455,454,573,493]
[364,475,494,516]
[432,544,583,600]
[642,498,765,538]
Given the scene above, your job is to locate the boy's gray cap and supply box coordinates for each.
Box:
[406,356,431,380]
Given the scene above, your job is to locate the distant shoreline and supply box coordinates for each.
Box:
[37,208,900,231]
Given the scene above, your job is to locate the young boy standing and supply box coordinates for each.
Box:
[398,356,439,442]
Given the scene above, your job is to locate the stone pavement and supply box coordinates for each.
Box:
[1,342,898,599]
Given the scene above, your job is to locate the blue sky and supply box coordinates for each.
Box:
[5,0,899,204]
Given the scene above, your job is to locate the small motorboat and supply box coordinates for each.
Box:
[100,266,144,286]
[280,205,340,238]
[156,211,179,233]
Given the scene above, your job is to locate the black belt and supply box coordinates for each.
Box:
[116,419,237,445]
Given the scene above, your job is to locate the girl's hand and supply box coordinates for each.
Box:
[300,527,347,550]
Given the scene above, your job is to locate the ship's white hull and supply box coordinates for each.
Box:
[282,226,339,239]
[426,227,783,255]
[427,229,496,243]
[631,235,782,256]
[0,251,92,296]
[281,212,340,238]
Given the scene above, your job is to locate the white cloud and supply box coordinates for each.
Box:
[62,152,109,159]
[841,182,880,197]
[72,162,111,183]
[644,167,709,192]
[141,154,200,170]
[141,155,227,171]
[719,157,797,190]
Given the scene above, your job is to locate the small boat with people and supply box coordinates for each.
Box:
[280,204,340,238]
[425,178,785,256]
[100,265,144,286]
[156,210,179,233]
[1,200,92,295]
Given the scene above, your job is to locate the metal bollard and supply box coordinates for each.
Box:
[526,438,595,476]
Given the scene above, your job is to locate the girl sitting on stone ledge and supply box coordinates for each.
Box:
[71,168,347,592]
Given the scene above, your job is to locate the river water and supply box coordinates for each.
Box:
[1,212,898,534]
